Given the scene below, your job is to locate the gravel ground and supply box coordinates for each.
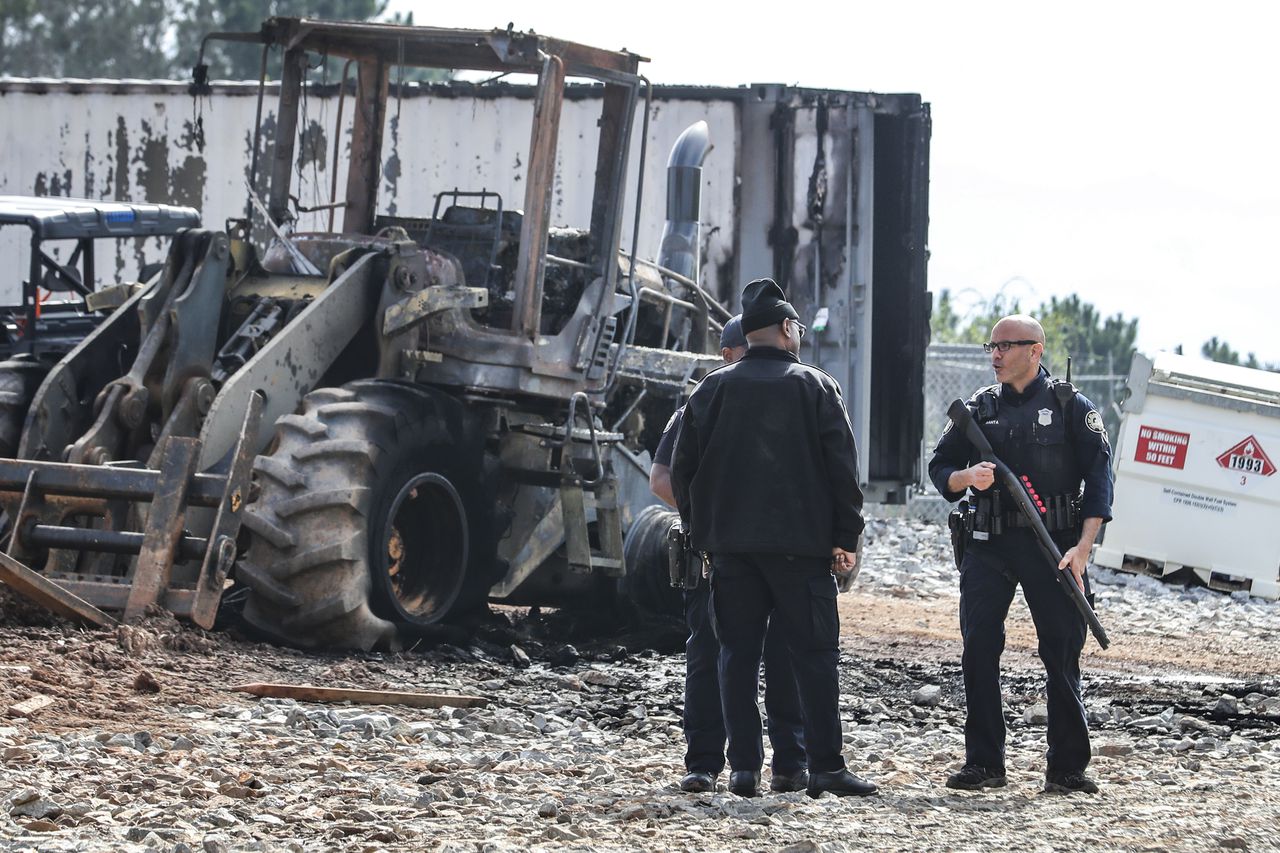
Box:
[0,514,1278,852]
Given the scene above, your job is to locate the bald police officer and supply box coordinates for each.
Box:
[929,314,1113,794]
[671,279,876,799]
[650,315,807,795]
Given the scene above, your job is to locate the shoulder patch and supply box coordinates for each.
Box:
[1085,409,1106,435]
[942,418,953,435]
[662,411,678,434]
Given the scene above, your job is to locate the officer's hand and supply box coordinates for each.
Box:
[1057,545,1087,591]
[831,547,858,576]
[966,461,996,491]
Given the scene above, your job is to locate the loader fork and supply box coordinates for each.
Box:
[0,394,262,628]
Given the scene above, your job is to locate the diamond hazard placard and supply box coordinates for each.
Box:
[1216,435,1276,477]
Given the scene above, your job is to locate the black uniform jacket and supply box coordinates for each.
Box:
[653,404,683,468]
[670,346,864,557]
[928,366,1114,522]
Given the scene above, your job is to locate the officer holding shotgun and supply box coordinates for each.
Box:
[928,314,1113,795]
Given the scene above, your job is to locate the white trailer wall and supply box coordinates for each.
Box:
[0,79,737,303]
[0,78,932,499]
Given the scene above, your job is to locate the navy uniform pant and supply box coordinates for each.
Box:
[683,581,806,774]
[710,552,845,774]
[959,529,1090,774]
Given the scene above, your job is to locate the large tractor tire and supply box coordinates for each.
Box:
[238,380,497,650]
[0,355,50,458]
[618,504,684,624]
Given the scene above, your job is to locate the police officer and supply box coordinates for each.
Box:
[650,315,808,795]
[928,314,1113,794]
[671,278,876,799]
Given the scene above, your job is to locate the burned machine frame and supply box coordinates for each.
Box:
[0,19,719,642]
[195,19,653,400]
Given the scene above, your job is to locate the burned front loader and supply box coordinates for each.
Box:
[0,18,721,648]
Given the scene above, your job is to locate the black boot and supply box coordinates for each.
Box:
[945,765,1008,790]
[678,771,716,793]
[769,768,810,793]
[728,770,761,798]
[1044,771,1098,794]
[807,769,878,798]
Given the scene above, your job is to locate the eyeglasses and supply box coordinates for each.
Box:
[789,319,807,340]
[983,339,1038,353]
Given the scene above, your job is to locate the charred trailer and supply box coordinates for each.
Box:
[732,87,932,504]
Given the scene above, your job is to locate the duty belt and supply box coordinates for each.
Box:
[1002,493,1079,533]
[964,490,1080,538]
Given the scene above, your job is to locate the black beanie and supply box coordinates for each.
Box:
[740,278,799,334]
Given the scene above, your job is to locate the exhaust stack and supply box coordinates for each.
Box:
[657,121,711,289]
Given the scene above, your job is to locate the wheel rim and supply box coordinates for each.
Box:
[378,472,468,625]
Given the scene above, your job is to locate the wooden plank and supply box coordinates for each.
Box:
[9,695,55,718]
[0,551,117,629]
[231,682,487,709]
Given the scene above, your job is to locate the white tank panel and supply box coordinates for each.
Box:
[1095,351,1280,598]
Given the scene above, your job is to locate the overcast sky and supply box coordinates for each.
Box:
[392,0,1280,364]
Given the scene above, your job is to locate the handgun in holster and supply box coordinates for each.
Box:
[947,500,968,569]
[947,491,1004,569]
[666,519,702,590]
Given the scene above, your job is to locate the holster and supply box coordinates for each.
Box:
[947,500,969,569]
[666,519,702,590]
[970,490,1003,540]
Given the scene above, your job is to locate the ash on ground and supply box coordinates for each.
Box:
[1,514,1278,852]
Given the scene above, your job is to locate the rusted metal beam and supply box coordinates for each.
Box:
[24,524,207,560]
[612,343,722,389]
[231,682,488,709]
[0,551,117,629]
[383,285,489,336]
[268,48,306,225]
[513,53,565,338]
[38,578,195,616]
[0,459,227,506]
[122,436,200,623]
[588,83,636,272]
[258,18,645,77]
[191,392,263,630]
[343,58,389,235]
